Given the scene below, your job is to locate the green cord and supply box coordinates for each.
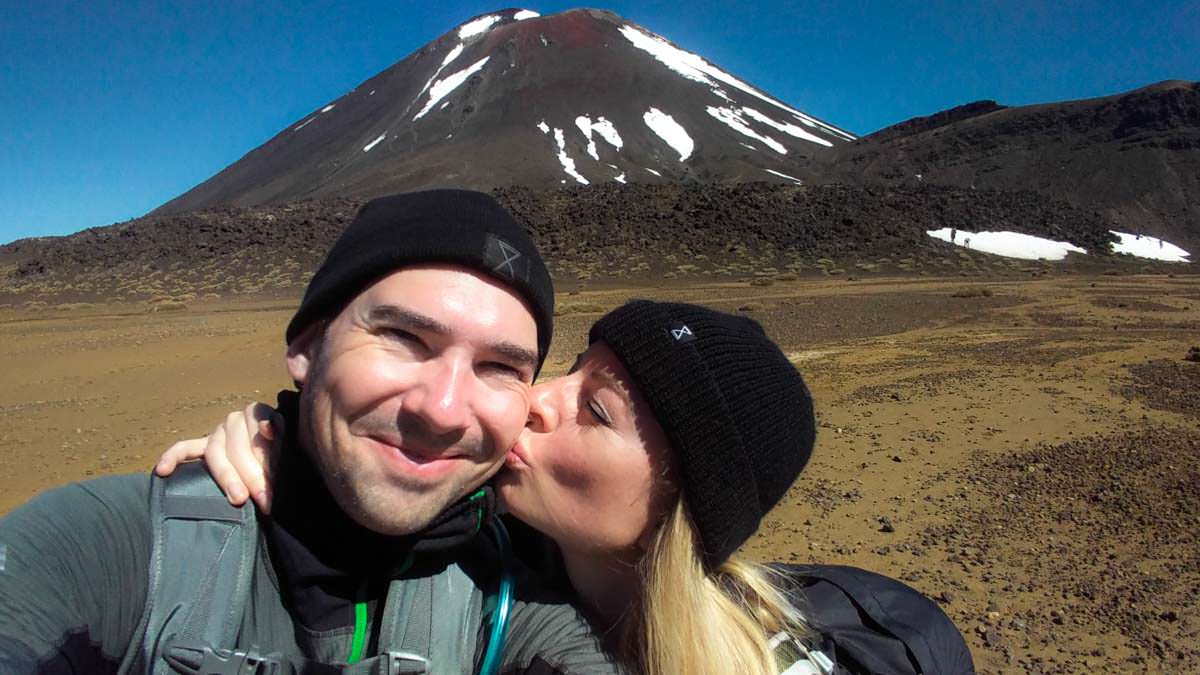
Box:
[347,601,368,663]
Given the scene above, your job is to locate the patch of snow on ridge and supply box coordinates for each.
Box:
[414,56,490,120]
[575,115,625,160]
[321,104,335,113]
[553,128,589,184]
[927,228,1086,261]
[619,25,854,141]
[1109,231,1190,262]
[537,120,550,134]
[614,173,627,184]
[646,168,662,176]
[707,107,786,154]
[363,133,387,152]
[742,107,832,147]
[440,44,465,69]
[591,118,623,150]
[459,15,500,39]
[293,118,315,131]
[643,108,693,161]
[513,9,540,21]
[575,116,600,160]
[765,169,802,184]
[416,44,467,98]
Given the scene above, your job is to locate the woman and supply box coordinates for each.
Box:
[159,300,821,675]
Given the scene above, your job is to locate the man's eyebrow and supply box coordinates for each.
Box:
[366,305,449,334]
[488,341,539,372]
[368,304,538,371]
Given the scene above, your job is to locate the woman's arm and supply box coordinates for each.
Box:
[154,401,280,513]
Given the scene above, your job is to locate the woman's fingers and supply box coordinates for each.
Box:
[231,402,277,514]
[154,437,207,476]
[205,422,250,506]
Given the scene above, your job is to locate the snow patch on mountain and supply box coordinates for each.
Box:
[293,118,315,131]
[363,133,387,152]
[765,169,802,184]
[537,120,550,134]
[553,127,589,184]
[619,24,854,142]
[614,173,627,183]
[742,107,833,147]
[321,104,335,113]
[414,56,490,120]
[575,115,625,160]
[927,228,1086,260]
[513,9,540,21]
[643,108,693,161]
[459,15,500,39]
[707,106,786,154]
[646,168,662,176]
[1109,231,1191,262]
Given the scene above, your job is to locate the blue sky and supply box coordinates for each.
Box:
[1,1,1196,243]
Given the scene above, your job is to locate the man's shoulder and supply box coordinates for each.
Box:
[5,471,152,528]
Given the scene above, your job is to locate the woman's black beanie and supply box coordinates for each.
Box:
[286,189,555,369]
[589,300,816,568]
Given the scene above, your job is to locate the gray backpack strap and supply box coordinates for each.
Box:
[345,561,483,675]
[119,463,259,675]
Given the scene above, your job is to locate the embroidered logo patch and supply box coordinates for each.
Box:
[483,234,530,283]
[670,324,695,343]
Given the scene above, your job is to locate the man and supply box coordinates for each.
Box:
[0,190,616,674]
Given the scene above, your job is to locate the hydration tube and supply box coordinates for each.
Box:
[478,519,516,675]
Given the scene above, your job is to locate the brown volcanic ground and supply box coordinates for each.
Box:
[2,251,1199,671]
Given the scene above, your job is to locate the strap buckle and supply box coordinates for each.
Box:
[164,640,288,675]
[381,651,430,675]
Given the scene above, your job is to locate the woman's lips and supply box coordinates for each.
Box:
[505,440,531,469]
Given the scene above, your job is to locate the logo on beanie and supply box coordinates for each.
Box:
[670,324,695,343]
[484,234,529,283]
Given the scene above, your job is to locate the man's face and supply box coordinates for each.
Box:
[286,264,539,535]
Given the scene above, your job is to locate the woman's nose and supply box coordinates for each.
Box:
[526,381,560,432]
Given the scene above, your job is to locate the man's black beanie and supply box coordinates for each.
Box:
[286,189,554,369]
[589,300,816,569]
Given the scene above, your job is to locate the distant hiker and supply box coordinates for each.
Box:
[964,236,972,249]
[163,302,975,675]
[950,228,957,243]
[0,190,616,674]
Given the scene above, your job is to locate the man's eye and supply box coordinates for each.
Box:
[483,361,528,382]
[587,400,611,426]
[383,328,423,347]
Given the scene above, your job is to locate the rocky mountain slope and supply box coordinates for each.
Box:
[156,8,853,214]
[821,80,1200,251]
[3,183,1137,304]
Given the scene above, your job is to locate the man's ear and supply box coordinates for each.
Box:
[286,322,324,385]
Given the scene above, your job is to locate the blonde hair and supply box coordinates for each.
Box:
[616,499,808,675]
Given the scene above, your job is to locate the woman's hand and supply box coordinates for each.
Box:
[154,402,281,513]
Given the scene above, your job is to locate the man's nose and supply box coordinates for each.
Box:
[526,381,560,432]
[402,356,472,435]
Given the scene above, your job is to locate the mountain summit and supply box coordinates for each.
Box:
[157,8,854,213]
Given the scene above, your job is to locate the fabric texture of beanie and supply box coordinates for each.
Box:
[286,189,554,368]
[589,300,816,568]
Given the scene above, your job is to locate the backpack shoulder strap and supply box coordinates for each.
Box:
[119,462,259,675]
[776,564,975,675]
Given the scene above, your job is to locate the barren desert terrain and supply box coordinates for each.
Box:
[1,272,1197,673]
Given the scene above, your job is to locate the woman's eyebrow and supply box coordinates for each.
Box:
[589,367,634,412]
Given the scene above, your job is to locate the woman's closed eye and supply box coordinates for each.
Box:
[586,398,612,426]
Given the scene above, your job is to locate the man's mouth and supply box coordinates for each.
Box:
[367,436,470,479]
